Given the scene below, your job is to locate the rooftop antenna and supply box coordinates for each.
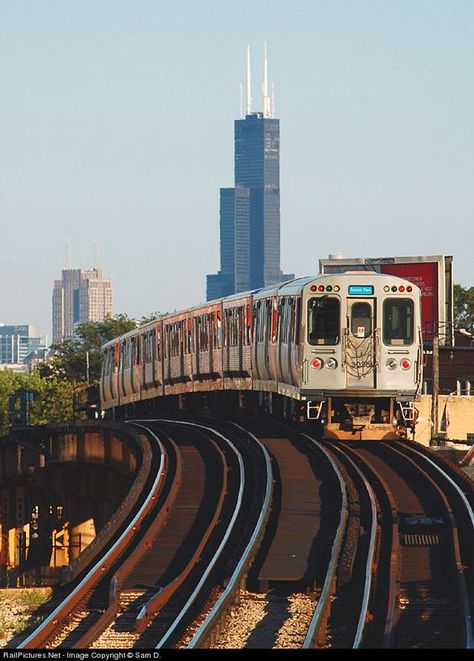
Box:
[246,45,252,115]
[65,240,73,268]
[240,81,243,118]
[262,41,271,117]
[93,241,101,270]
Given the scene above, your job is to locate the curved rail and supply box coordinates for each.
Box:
[326,442,378,648]
[72,425,182,648]
[187,421,273,648]
[346,441,472,649]
[340,444,401,649]
[134,423,228,632]
[301,434,348,649]
[150,420,246,649]
[389,442,474,648]
[18,431,166,649]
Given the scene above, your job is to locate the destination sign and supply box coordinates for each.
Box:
[348,285,374,296]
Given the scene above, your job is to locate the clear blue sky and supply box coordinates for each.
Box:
[1,1,473,340]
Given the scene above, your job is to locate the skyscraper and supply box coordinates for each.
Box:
[52,266,113,344]
[207,44,293,301]
[0,324,45,365]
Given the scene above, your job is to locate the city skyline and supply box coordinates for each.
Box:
[52,266,113,344]
[1,2,473,339]
[207,44,294,300]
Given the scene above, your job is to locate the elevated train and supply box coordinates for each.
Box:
[101,272,423,439]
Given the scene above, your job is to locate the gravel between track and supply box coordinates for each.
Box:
[211,589,316,649]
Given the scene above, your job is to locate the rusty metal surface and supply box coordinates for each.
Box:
[257,437,322,584]
[348,443,468,648]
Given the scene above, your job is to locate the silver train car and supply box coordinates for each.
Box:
[101,272,423,440]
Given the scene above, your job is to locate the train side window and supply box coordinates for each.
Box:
[256,302,264,342]
[307,297,340,345]
[156,328,161,361]
[383,299,414,345]
[351,302,372,338]
[150,330,156,362]
[266,300,273,343]
[238,306,244,347]
[245,305,252,345]
[163,326,169,360]
[144,333,150,363]
[214,312,221,349]
[199,315,209,352]
[102,350,108,377]
[293,297,301,345]
[279,298,286,342]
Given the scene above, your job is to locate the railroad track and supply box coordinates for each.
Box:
[46,418,272,650]
[13,418,474,650]
[198,422,349,649]
[17,425,173,649]
[321,440,474,649]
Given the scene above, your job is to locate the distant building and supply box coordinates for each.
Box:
[207,45,293,300]
[52,267,113,344]
[0,324,46,365]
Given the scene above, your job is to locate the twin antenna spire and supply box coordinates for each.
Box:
[240,42,275,118]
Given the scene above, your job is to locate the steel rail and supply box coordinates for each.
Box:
[301,433,348,649]
[134,426,228,632]
[395,443,474,532]
[342,444,400,649]
[17,431,166,649]
[326,442,378,648]
[389,442,474,648]
[72,425,182,649]
[187,421,273,649]
[146,420,246,650]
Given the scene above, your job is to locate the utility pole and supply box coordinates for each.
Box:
[431,334,439,446]
[85,351,90,383]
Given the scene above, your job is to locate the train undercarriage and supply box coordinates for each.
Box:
[305,396,418,440]
[101,387,419,442]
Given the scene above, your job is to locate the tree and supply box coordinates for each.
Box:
[0,369,23,435]
[454,284,474,334]
[0,369,75,435]
[40,314,138,384]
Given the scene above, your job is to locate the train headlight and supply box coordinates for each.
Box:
[400,359,411,370]
[325,358,338,370]
[386,358,398,370]
[311,358,323,369]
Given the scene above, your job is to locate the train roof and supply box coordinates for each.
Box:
[102,272,421,350]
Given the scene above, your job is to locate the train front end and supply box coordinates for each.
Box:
[300,273,422,440]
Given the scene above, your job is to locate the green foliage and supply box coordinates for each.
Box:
[0,369,23,435]
[0,370,75,435]
[40,314,137,384]
[0,588,50,639]
[454,284,474,334]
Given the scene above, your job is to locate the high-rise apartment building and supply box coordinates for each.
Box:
[52,267,113,344]
[207,44,293,300]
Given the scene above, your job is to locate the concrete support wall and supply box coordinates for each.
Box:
[416,395,474,446]
[0,424,140,586]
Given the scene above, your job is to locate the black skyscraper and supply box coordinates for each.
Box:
[207,46,293,301]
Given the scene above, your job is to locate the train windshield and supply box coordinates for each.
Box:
[383,299,414,345]
[307,297,340,345]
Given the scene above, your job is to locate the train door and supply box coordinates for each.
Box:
[345,299,376,389]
